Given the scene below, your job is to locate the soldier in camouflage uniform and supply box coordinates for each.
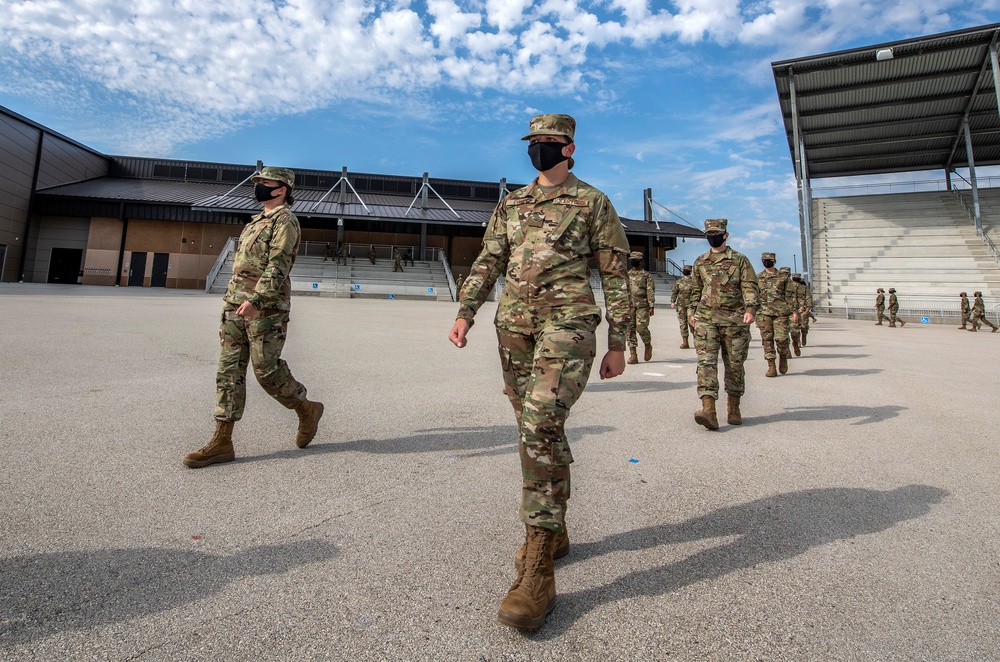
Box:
[323,242,335,262]
[688,219,759,430]
[404,248,415,267]
[887,287,905,327]
[183,167,324,468]
[449,114,630,631]
[626,251,655,364]
[671,265,694,348]
[393,248,404,272]
[368,244,377,265]
[337,242,348,266]
[969,291,998,332]
[791,273,813,347]
[780,266,801,352]
[875,288,886,326]
[959,292,971,329]
[755,253,796,377]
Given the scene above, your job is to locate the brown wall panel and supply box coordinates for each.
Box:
[87,217,123,250]
[125,220,178,254]
[451,236,484,270]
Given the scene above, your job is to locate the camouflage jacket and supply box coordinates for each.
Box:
[689,247,759,326]
[972,296,985,315]
[457,173,631,350]
[671,275,693,309]
[223,204,300,311]
[794,280,813,311]
[888,293,899,311]
[961,296,971,314]
[875,293,885,308]
[628,268,655,307]
[756,269,795,317]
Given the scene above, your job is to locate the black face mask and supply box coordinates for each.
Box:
[254,182,284,202]
[706,233,726,248]
[683,270,692,277]
[630,260,641,269]
[762,259,775,268]
[528,141,570,172]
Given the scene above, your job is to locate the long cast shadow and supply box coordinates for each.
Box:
[237,424,615,465]
[798,368,883,377]
[532,485,947,639]
[0,539,338,647]
[743,404,906,426]
[587,380,696,393]
[804,353,870,360]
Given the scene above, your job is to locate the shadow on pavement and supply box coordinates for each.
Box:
[0,539,338,647]
[797,368,883,377]
[532,485,947,639]
[744,404,906,426]
[803,353,870,360]
[587,380,696,393]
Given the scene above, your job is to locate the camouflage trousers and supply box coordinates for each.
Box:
[215,304,307,421]
[693,322,751,399]
[876,306,885,324]
[970,310,998,330]
[676,306,691,339]
[496,316,598,534]
[889,307,902,325]
[626,306,652,348]
[960,312,970,327]
[755,314,790,360]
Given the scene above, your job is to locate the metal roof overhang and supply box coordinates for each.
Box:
[772,23,1000,179]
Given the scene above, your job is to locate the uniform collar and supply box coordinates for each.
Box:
[258,203,289,219]
[527,173,580,200]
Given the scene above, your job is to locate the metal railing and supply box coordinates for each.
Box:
[950,189,1000,268]
[438,250,457,301]
[204,236,237,293]
[651,258,684,276]
[813,175,1000,197]
[298,242,444,262]
[842,294,999,325]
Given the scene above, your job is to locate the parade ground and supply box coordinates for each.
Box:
[1,284,997,660]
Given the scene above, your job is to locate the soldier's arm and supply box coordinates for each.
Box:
[456,204,510,327]
[783,278,797,311]
[646,273,655,307]
[740,257,760,318]
[249,214,297,310]
[590,195,631,352]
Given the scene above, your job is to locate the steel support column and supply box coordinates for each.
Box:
[789,73,811,280]
[963,118,983,236]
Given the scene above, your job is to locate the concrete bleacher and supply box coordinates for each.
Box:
[811,191,1000,309]
[207,254,454,301]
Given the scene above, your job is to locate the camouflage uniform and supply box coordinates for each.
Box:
[959,292,971,329]
[393,248,404,272]
[792,274,813,345]
[457,170,629,533]
[755,253,795,369]
[368,245,377,265]
[626,251,655,360]
[689,221,759,401]
[875,289,886,325]
[323,243,335,262]
[969,292,998,332]
[404,248,415,266]
[337,243,348,266]
[216,199,307,421]
[887,289,905,327]
[671,270,694,348]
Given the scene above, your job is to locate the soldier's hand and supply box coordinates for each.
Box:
[236,301,260,320]
[599,350,625,380]
[449,319,471,348]
[648,307,655,316]
[793,313,799,322]
[670,302,676,309]
[743,310,755,324]
[688,315,696,328]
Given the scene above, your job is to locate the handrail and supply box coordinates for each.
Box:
[204,236,237,293]
[438,250,457,301]
[951,189,1000,267]
[813,175,1000,197]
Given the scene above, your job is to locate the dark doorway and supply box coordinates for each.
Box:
[151,253,169,288]
[0,244,6,281]
[128,251,147,287]
[47,248,83,284]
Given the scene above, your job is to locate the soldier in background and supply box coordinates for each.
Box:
[449,113,629,631]
[959,292,971,329]
[368,244,377,265]
[888,287,905,327]
[671,265,694,349]
[336,242,348,266]
[969,291,998,332]
[688,218,759,430]
[404,248,415,267]
[755,252,796,377]
[780,267,800,353]
[875,288,886,326]
[455,273,465,295]
[393,248,404,272]
[792,273,813,346]
[183,166,324,468]
[626,251,655,364]
[323,242,335,262]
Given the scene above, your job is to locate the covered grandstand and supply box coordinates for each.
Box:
[772,23,1000,322]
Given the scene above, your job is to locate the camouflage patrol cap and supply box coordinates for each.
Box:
[761,252,776,261]
[974,291,982,296]
[521,113,576,142]
[704,218,728,233]
[252,166,295,189]
[779,266,791,274]
[960,291,967,296]
[629,251,643,260]
[888,288,895,293]
[877,287,884,293]
[792,273,801,279]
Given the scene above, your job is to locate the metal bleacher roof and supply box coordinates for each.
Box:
[772,23,1000,179]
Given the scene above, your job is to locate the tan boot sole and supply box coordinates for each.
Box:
[498,595,556,631]
[183,451,236,469]
[694,411,719,431]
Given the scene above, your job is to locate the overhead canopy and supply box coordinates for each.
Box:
[772,23,1000,179]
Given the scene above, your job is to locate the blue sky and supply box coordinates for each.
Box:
[2,0,999,269]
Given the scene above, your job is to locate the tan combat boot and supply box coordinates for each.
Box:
[515,525,569,571]
[899,320,905,327]
[778,352,789,374]
[792,335,801,356]
[627,347,638,364]
[694,396,719,430]
[643,342,653,362]
[727,395,742,425]
[800,329,808,346]
[294,399,325,448]
[970,325,978,332]
[183,420,236,468]
[498,525,557,631]
[765,359,777,378]
[679,335,690,349]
